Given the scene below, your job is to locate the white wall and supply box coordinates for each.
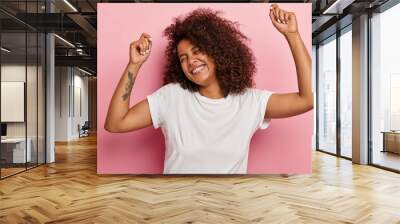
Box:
[1,64,46,164]
[72,72,89,138]
[55,67,69,141]
[1,65,41,137]
[54,67,89,141]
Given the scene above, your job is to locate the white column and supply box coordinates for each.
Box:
[45,0,55,163]
[352,14,369,164]
[46,33,55,163]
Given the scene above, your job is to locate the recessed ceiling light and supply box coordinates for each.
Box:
[78,67,93,76]
[322,0,355,15]
[54,34,75,48]
[63,0,78,12]
[1,47,11,53]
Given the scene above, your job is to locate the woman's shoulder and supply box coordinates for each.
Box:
[157,82,182,92]
[231,88,274,103]
[153,83,187,97]
[251,87,274,94]
[237,88,271,97]
[160,82,180,89]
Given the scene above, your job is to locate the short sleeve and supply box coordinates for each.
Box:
[146,84,175,129]
[255,90,274,130]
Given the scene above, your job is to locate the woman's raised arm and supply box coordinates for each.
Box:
[104,33,154,132]
[265,4,313,119]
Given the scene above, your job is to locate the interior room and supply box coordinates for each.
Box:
[0,0,399,223]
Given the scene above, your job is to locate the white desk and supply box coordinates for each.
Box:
[1,138,32,163]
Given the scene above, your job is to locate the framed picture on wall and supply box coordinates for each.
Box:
[1,81,25,122]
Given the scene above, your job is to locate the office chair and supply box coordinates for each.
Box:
[79,121,90,138]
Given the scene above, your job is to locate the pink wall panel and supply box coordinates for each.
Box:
[97,3,313,174]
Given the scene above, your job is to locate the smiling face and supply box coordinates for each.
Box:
[177,39,217,87]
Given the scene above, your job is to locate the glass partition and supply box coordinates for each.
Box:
[38,32,45,165]
[1,31,28,177]
[371,3,400,171]
[27,31,38,169]
[317,35,337,155]
[0,1,46,179]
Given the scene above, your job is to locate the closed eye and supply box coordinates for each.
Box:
[193,48,200,54]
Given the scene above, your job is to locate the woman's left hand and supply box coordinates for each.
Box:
[269,4,298,37]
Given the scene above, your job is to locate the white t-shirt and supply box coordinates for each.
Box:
[147,83,273,174]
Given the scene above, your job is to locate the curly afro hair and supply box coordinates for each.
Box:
[163,8,256,96]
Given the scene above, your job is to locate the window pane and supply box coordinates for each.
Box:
[371,3,400,171]
[318,36,337,154]
[340,28,352,158]
[312,45,317,150]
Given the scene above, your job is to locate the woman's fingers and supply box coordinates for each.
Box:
[137,33,152,55]
[134,38,152,56]
[269,9,279,26]
[141,38,150,55]
[144,38,152,54]
[269,4,298,35]
[284,12,289,23]
[143,38,149,54]
[131,41,139,55]
[129,33,152,64]
[273,6,279,22]
[271,3,278,13]
[270,4,291,24]
[139,42,145,55]
[274,7,282,23]
[147,38,152,54]
[140,33,151,39]
[279,9,285,24]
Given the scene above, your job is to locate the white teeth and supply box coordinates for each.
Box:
[191,65,205,75]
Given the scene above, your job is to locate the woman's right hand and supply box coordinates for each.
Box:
[129,33,152,66]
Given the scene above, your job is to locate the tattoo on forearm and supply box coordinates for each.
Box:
[122,71,134,101]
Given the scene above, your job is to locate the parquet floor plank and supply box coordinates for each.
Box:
[0,134,399,223]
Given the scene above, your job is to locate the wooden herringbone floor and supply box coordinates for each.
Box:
[1,134,400,224]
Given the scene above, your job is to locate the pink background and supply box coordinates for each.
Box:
[97,3,313,174]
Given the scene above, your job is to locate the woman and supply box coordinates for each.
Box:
[104,4,313,174]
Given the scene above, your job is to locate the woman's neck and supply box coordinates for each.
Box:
[199,82,224,99]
